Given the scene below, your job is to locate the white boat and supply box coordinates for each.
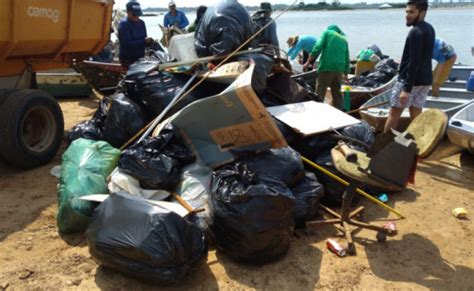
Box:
[359,89,472,132]
[447,101,474,153]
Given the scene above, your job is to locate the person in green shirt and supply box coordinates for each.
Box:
[303,25,350,110]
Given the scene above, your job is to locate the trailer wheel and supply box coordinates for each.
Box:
[0,89,64,169]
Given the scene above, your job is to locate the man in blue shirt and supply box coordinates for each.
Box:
[432,38,457,96]
[252,2,279,48]
[287,35,318,69]
[118,2,153,67]
[164,2,189,31]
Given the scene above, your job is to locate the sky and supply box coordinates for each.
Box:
[115,0,407,9]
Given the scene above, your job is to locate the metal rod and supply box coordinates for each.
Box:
[301,155,405,219]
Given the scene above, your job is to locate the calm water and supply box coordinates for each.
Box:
[142,9,474,65]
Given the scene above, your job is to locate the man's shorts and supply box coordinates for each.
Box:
[390,81,430,109]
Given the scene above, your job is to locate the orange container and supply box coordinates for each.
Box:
[0,0,113,76]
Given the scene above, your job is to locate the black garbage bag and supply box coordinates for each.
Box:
[85,192,208,284]
[118,125,195,190]
[290,172,324,227]
[102,93,145,148]
[195,0,255,57]
[210,163,295,264]
[133,72,201,117]
[340,121,374,151]
[68,97,110,143]
[231,53,274,95]
[238,147,305,187]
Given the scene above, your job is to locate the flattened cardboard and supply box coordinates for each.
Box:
[169,63,287,168]
[267,101,360,136]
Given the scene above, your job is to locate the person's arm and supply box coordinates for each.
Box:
[119,22,146,49]
[304,32,326,70]
[403,28,423,93]
[288,39,303,60]
[164,14,170,27]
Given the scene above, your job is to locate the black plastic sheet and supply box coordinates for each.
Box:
[86,192,208,284]
[210,163,294,264]
[195,0,255,57]
[68,97,110,143]
[118,125,195,190]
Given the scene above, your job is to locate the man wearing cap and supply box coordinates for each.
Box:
[384,0,435,132]
[432,38,457,97]
[118,2,153,67]
[164,2,190,31]
[303,25,350,110]
[287,35,318,68]
[252,2,279,48]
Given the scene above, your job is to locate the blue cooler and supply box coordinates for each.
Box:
[467,71,474,92]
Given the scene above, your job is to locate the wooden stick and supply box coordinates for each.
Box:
[171,192,205,214]
[301,155,405,219]
[347,100,389,114]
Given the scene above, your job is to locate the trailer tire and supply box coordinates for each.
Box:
[0,89,64,169]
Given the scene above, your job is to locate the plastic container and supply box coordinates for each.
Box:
[343,86,351,112]
[168,33,198,62]
[466,71,474,92]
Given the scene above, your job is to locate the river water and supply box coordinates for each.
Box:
[142,8,474,65]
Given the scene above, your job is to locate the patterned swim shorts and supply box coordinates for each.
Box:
[390,81,430,109]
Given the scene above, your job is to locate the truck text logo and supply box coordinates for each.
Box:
[27,6,60,23]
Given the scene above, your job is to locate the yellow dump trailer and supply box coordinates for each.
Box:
[0,0,113,168]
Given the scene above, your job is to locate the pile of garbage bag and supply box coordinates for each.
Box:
[351,58,399,88]
[57,1,392,282]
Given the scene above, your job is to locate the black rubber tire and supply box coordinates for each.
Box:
[0,89,64,169]
[0,89,20,108]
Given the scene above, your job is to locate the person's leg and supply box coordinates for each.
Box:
[329,72,344,110]
[384,107,404,133]
[409,85,430,121]
[316,72,331,102]
[384,81,405,133]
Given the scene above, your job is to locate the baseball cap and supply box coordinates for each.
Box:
[169,1,176,7]
[126,2,143,16]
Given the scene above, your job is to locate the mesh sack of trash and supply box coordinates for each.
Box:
[57,138,121,233]
[290,172,325,227]
[118,125,195,190]
[210,163,295,264]
[194,0,255,57]
[85,192,208,284]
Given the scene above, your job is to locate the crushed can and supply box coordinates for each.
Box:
[326,239,347,257]
[384,221,397,234]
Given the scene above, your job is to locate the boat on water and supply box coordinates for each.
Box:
[291,70,398,110]
[447,101,474,153]
[359,89,472,132]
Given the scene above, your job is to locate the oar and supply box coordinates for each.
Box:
[347,100,389,115]
[301,155,405,219]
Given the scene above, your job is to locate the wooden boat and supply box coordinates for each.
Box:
[447,101,474,153]
[359,89,472,132]
[36,69,92,98]
[75,60,126,94]
[291,70,398,110]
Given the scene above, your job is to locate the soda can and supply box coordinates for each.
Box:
[326,239,347,257]
[384,221,397,234]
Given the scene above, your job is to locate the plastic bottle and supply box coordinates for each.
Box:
[343,86,351,112]
[467,71,474,92]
